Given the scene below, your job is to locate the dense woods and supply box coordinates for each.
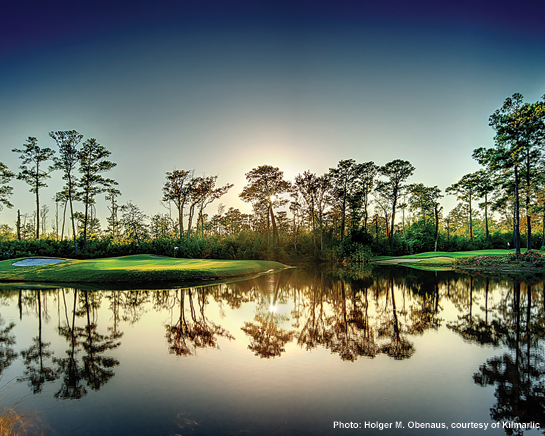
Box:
[1,93,544,262]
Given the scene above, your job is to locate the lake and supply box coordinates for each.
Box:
[0,266,543,435]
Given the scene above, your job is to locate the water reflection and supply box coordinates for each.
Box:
[0,313,17,376]
[1,267,545,434]
[241,272,295,358]
[165,289,234,356]
[19,290,57,393]
[470,280,545,432]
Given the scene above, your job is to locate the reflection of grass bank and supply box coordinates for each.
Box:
[0,254,288,284]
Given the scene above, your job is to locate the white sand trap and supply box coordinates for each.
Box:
[12,258,66,267]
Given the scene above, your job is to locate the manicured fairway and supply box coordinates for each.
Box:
[0,254,288,284]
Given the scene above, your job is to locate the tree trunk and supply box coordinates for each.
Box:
[35,183,40,239]
[468,193,473,240]
[178,205,183,240]
[434,205,440,252]
[542,209,545,248]
[68,175,77,253]
[526,149,532,250]
[61,200,67,241]
[389,187,397,255]
[83,192,89,250]
[319,210,324,251]
[514,165,521,255]
[187,203,196,240]
[17,209,21,240]
[340,179,347,241]
[484,193,489,241]
[270,204,278,247]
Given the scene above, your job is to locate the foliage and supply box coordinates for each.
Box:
[240,165,291,248]
[77,137,117,250]
[342,242,373,263]
[375,159,415,254]
[454,250,544,268]
[12,137,55,239]
[3,98,545,263]
[50,130,84,253]
[0,163,14,211]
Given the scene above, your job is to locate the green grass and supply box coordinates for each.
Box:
[0,254,288,284]
[373,249,525,262]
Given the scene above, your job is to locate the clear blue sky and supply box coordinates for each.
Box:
[1,0,545,229]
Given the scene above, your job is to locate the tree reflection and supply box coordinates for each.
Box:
[53,289,122,399]
[0,314,17,376]
[18,290,58,393]
[54,289,86,399]
[81,291,122,391]
[473,280,545,434]
[327,280,378,361]
[448,277,505,347]
[297,273,333,351]
[7,265,545,419]
[407,274,442,336]
[166,288,234,357]
[241,275,295,358]
[377,274,414,360]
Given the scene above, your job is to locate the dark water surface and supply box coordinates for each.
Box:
[0,266,544,435]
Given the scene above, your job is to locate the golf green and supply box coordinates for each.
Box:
[0,254,288,284]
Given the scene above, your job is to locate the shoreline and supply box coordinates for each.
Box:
[0,254,290,284]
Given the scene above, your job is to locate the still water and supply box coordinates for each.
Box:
[0,266,543,435]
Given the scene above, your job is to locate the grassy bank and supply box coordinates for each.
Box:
[372,249,545,272]
[373,249,521,262]
[0,254,288,284]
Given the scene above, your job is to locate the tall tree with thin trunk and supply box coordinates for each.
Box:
[162,169,192,240]
[240,165,291,247]
[473,169,495,242]
[375,159,415,254]
[50,130,83,253]
[196,177,233,238]
[12,137,55,239]
[294,172,331,251]
[408,183,443,250]
[328,159,362,240]
[77,138,117,250]
[357,161,379,234]
[474,93,536,254]
[105,187,122,239]
[294,171,319,249]
[517,98,545,249]
[446,172,479,241]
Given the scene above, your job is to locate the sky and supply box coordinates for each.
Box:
[1,0,545,230]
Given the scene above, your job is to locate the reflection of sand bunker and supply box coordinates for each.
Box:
[12,258,66,267]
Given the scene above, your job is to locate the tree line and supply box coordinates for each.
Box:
[0,92,544,261]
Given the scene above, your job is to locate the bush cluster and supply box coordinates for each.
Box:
[454,251,545,268]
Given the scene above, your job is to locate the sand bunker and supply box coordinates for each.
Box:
[12,258,66,267]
